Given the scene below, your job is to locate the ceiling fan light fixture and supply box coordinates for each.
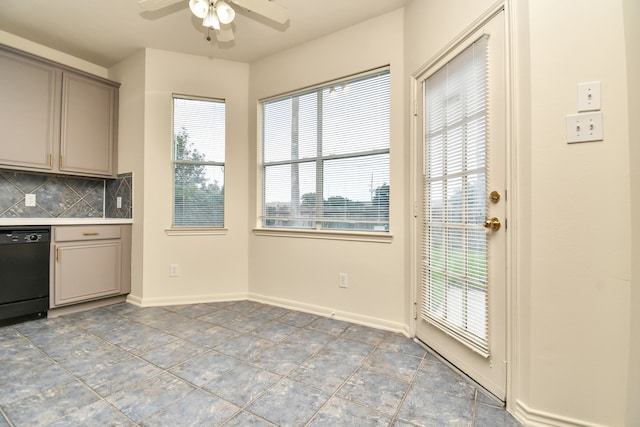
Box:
[215,0,236,25]
[189,0,209,19]
[203,7,221,29]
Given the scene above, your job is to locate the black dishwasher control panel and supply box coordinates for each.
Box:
[0,229,50,244]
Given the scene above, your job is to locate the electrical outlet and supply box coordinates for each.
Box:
[170,264,180,277]
[338,273,348,288]
[25,193,36,207]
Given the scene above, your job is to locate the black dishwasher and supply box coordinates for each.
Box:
[0,226,50,324]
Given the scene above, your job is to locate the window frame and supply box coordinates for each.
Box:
[170,93,227,231]
[257,67,392,240]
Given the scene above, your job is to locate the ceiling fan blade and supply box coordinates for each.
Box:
[216,27,235,42]
[138,0,183,11]
[231,0,289,24]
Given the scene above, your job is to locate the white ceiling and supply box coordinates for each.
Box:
[0,0,409,68]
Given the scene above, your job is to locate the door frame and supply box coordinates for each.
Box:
[408,0,517,405]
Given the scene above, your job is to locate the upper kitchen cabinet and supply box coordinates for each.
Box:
[60,73,117,176]
[0,45,120,178]
[0,48,60,171]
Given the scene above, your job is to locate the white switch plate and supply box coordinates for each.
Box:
[338,273,348,288]
[566,112,603,143]
[25,193,36,207]
[116,197,122,209]
[577,81,601,112]
[170,264,180,277]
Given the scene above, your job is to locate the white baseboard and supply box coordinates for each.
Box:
[125,294,143,306]
[126,291,409,335]
[248,292,410,336]
[515,399,609,427]
[126,292,248,307]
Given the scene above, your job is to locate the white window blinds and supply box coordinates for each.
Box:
[172,96,225,227]
[422,36,490,356]
[261,68,390,232]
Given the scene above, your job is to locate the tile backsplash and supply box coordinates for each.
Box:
[106,173,132,219]
[0,170,132,219]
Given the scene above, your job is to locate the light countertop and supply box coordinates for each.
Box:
[0,218,133,226]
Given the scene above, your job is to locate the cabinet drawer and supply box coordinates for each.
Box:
[54,225,121,242]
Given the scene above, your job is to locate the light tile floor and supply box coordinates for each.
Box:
[0,301,521,426]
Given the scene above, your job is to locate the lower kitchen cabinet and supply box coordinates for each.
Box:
[51,224,131,308]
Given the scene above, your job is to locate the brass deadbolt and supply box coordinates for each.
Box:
[489,191,501,204]
[483,217,501,231]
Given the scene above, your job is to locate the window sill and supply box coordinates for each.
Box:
[165,227,228,236]
[252,228,393,243]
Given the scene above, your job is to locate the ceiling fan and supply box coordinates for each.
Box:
[138,0,289,42]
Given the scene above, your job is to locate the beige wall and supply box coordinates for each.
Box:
[526,0,631,424]
[624,0,640,425]
[131,49,250,304]
[247,9,408,332]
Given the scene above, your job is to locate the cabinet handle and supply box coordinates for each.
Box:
[56,247,60,262]
[60,155,64,168]
[49,153,53,168]
[83,232,100,236]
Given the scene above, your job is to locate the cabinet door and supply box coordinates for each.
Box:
[60,73,116,177]
[0,50,59,171]
[53,240,121,306]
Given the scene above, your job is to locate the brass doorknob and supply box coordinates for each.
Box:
[483,217,501,231]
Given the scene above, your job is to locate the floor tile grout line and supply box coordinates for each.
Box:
[0,406,14,427]
[472,388,479,427]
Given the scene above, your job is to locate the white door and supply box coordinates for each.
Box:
[414,9,508,399]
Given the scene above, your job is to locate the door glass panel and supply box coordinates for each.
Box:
[421,35,490,356]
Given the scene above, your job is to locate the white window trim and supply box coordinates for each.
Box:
[165,227,228,236]
[256,66,392,238]
[252,227,393,243]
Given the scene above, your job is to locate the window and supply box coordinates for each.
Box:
[172,95,225,227]
[260,68,390,232]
